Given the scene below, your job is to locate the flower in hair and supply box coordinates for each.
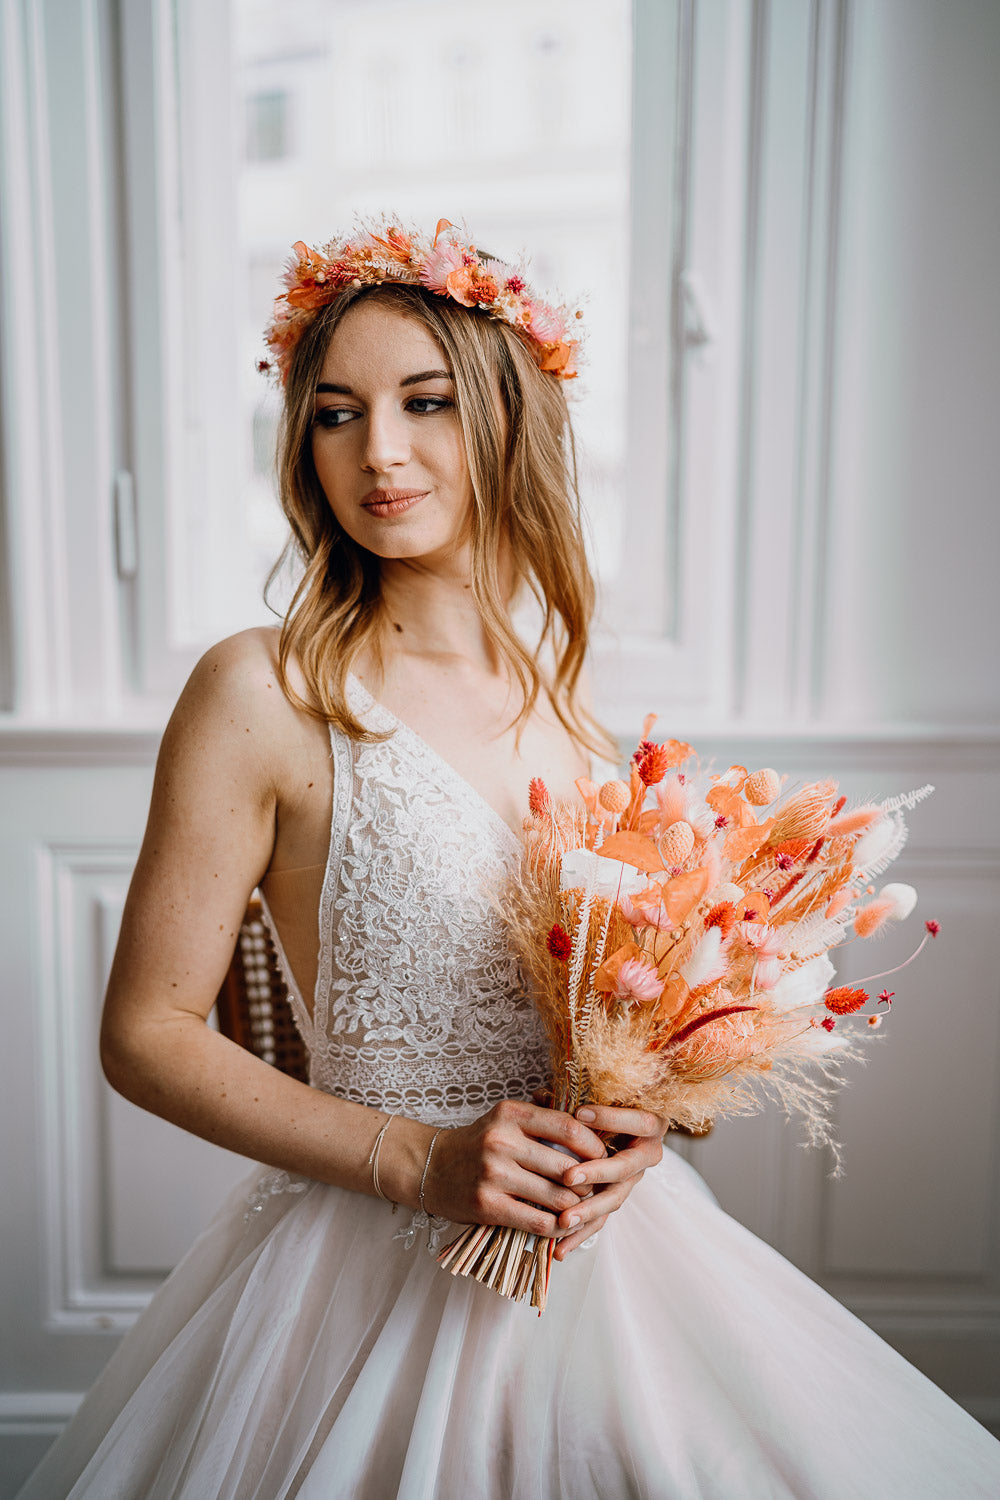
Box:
[260,215,582,385]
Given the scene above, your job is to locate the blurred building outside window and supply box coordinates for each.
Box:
[214,0,633,639]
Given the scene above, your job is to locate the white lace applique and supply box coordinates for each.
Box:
[244,1169,310,1224]
[301,677,548,1128]
[393,1210,453,1253]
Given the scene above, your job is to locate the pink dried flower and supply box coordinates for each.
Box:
[505,274,526,295]
[925,919,940,937]
[878,989,895,1006]
[523,300,566,344]
[776,853,794,871]
[619,887,672,932]
[419,241,465,293]
[821,1017,836,1032]
[611,956,663,1006]
[715,815,729,830]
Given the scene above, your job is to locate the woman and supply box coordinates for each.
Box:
[20,219,1000,1498]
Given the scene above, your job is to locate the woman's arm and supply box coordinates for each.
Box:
[100,632,608,1237]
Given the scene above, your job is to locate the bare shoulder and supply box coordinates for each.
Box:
[164,626,318,789]
[175,626,286,726]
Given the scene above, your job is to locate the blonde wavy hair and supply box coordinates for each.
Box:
[270,282,612,757]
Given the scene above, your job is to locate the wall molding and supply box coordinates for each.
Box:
[35,841,165,1332]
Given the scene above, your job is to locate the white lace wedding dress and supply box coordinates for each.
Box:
[20,679,1000,1498]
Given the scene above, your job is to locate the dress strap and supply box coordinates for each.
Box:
[313,718,355,1042]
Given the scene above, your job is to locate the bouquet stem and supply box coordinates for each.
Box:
[437,1222,555,1311]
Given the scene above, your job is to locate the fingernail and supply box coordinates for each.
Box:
[567,1214,580,1227]
[577,1108,596,1122]
[568,1171,584,1186]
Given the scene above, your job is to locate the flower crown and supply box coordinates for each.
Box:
[259,216,582,385]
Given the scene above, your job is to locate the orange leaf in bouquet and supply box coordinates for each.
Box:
[659,867,711,923]
[659,739,694,770]
[724,820,775,861]
[597,830,664,872]
[706,783,757,829]
[653,972,689,1024]
[736,890,772,923]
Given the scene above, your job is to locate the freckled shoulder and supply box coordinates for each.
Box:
[163,627,328,803]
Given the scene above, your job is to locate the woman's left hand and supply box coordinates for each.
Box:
[552,1104,666,1259]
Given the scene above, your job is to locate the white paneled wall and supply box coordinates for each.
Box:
[1,0,999,1490]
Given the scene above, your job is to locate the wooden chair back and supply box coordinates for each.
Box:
[215,897,309,1083]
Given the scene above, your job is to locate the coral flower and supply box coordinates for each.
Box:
[824,986,868,1015]
[704,901,738,939]
[528,777,551,816]
[445,266,499,306]
[633,740,672,786]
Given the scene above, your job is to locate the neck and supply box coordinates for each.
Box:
[374,552,510,676]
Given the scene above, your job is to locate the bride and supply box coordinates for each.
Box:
[19,218,1000,1498]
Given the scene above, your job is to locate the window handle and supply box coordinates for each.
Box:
[113,470,138,580]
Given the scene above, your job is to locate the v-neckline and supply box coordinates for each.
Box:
[346,673,524,851]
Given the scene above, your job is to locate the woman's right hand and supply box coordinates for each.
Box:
[420,1100,610,1238]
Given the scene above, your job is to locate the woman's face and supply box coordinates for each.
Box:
[310,298,474,565]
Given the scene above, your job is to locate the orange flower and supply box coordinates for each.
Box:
[704,901,738,939]
[824,986,868,1015]
[445,266,499,307]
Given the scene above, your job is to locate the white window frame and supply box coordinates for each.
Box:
[1,0,852,739]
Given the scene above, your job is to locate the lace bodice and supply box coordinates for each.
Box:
[265,676,548,1127]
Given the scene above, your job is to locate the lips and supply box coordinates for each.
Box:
[361,488,427,517]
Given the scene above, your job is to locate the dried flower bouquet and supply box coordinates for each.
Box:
[438,720,938,1311]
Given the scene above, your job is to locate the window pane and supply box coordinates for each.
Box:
[233,0,633,608]
[245,89,290,161]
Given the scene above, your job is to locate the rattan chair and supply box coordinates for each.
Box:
[215,897,309,1082]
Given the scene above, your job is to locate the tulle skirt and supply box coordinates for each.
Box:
[18,1148,1000,1499]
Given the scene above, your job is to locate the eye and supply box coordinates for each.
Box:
[313,406,358,429]
[407,396,453,415]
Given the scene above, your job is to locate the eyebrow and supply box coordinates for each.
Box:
[315,369,453,394]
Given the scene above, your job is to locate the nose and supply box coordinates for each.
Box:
[360,400,410,472]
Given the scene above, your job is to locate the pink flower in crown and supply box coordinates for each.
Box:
[420,241,466,294]
[522,300,567,344]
